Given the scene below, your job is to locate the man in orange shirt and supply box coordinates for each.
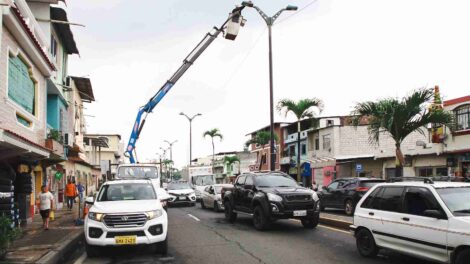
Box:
[65,179,77,210]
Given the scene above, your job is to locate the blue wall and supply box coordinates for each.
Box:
[46,95,67,130]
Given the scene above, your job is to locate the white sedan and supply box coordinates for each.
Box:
[200,184,233,212]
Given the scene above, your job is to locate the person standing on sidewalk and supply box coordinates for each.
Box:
[38,185,54,230]
[76,181,85,202]
[65,179,77,210]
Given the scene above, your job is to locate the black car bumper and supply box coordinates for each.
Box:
[268,200,319,219]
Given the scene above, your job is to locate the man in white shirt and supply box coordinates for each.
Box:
[37,185,54,230]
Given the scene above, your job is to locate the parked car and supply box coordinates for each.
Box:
[318,177,385,216]
[223,171,320,230]
[84,179,168,257]
[200,184,233,212]
[351,179,470,264]
[166,181,196,206]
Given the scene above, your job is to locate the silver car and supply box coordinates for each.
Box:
[200,184,233,212]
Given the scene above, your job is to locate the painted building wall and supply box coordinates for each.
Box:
[0,27,47,145]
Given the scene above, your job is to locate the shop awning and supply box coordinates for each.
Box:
[0,129,50,161]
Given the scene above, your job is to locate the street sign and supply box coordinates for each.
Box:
[356,164,363,172]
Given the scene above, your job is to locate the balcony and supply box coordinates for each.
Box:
[45,138,64,159]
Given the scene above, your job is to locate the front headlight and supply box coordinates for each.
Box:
[88,212,104,222]
[146,210,163,220]
[267,193,283,202]
[311,191,319,202]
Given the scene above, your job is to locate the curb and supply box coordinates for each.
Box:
[319,215,352,231]
[36,230,84,264]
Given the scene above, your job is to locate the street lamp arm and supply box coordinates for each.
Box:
[271,9,287,24]
[252,5,270,24]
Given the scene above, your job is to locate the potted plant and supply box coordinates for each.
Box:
[47,129,63,144]
[0,216,20,260]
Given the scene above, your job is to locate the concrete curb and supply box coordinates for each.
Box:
[319,215,352,231]
[36,230,84,264]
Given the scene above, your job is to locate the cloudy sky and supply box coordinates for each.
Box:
[66,0,468,168]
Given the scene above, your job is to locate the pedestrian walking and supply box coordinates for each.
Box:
[76,181,85,202]
[65,179,77,210]
[37,185,54,230]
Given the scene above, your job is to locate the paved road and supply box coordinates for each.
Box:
[72,205,436,264]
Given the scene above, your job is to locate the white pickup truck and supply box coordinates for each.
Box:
[115,164,171,209]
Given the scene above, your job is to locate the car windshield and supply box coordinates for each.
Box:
[192,175,214,186]
[168,182,191,190]
[97,183,156,202]
[255,175,298,188]
[117,166,158,179]
[436,187,470,216]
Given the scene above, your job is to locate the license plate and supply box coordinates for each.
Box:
[293,210,307,217]
[115,236,136,245]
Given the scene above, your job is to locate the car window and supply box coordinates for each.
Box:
[437,187,470,216]
[245,176,253,186]
[378,187,404,213]
[342,180,357,189]
[360,187,383,209]
[328,181,340,190]
[403,187,442,217]
[255,175,298,188]
[236,176,246,186]
[168,182,191,190]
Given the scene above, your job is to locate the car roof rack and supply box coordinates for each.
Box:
[388,177,434,184]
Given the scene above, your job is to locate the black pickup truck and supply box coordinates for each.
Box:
[223,171,320,230]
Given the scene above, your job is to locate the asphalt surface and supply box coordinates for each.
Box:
[71,204,436,264]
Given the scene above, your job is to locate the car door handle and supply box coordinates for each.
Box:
[368,212,374,216]
[402,217,410,222]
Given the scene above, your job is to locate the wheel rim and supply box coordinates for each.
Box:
[346,202,353,215]
[358,232,372,252]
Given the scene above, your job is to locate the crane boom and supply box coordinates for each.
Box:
[125,5,247,163]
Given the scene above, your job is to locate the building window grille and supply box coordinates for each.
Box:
[8,55,36,115]
[455,105,470,131]
[322,134,331,150]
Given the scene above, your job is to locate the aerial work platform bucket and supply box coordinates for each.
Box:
[225,11,246,40]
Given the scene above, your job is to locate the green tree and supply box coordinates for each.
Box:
[353,88,454,177]
[277,98,323,182]
[245,131,279,171]
[163,159,173,181]
[203,128,223,173]
[224,156,240,176]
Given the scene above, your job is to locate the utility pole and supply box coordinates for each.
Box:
[180,112,202,167]
[164,140,177,181]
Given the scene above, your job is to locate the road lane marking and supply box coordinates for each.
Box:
[289,219,351,235]
[73,252,87,264]
[187,214,200,222]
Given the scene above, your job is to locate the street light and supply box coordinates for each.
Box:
[179,112,202,167]
[164,140,177,181]
[242,2,297,171]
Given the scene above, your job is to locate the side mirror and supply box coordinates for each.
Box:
[322,186,328,191]
[85,196,94,205]
[423,209,446,219]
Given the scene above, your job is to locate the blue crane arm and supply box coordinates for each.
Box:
[124,5,246,163]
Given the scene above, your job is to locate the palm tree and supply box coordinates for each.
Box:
[203,128,223,173]
[353,88,454,177]
[245,131,279,171]
[224,156,240,176]
[277,98,323,182]
[163,159,173,181]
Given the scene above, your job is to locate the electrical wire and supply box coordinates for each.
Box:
[275,0,320,25]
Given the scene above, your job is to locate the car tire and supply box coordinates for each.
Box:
[356,228,379,258]
[253,205,269,231]
[200,200,206,209]
[319,200,325,211]
[85,243,99,258]
[455,248,470,264]
[0,178,12,186]
[0,185,14,192]
[224,201,237,223]
[155,236,168,255]
[301,218,319,229]
[213,202,219,212]
[345,199,355,216]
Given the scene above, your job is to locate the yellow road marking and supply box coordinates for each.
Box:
[289,219,351,235]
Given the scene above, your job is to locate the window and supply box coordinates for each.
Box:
[327,181,340,190]
[322,134,331,150]
[378,187,404,212]
[245,176,253,186]
[417,167,433,177]
[8,55,36,115]
[455,105,470,131]
[301,144,307,155]
[236,176,246,186]
[315,137,319,150]
[435,167,448,176]
[403,187,441,217]
[361,187,383,209]
[51,35,58,59]
[289,145,295,157]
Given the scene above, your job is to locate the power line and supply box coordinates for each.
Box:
[276,0,320,25]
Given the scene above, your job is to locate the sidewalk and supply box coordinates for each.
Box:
[2,207,84,264]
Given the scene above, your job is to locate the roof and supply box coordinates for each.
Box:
[245,122,291,136]
[444,95,470,107]
[70,76,94,102]
[85,133,121,139]
[50,7,79,54]
[10,6,56,71]
[1,128,49,152]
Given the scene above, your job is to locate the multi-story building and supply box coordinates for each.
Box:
[84,134,124,183]
[245,122,288,171]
